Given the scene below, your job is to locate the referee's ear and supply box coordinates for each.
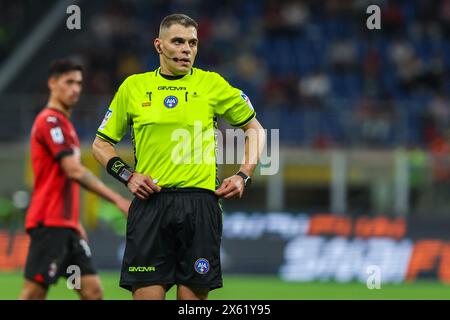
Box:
[154,38,162,54]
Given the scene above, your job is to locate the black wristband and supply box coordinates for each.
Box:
[106,157,135,186]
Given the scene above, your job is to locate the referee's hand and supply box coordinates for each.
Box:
[127,172,161,199]
[215,175,244,199]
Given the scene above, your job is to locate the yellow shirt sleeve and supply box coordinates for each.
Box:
[96,76,132,144]
[209,72,256,127]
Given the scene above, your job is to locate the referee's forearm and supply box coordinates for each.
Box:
[92,136,119,167]
[240,118,266,177]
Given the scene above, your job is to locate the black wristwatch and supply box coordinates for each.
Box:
[236,171,252,187]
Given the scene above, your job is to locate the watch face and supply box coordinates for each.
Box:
[237,172,251,186]
[119,169,133,181]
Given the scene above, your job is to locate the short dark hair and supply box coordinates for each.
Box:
[49,59,82,78]
[159,14,198,34]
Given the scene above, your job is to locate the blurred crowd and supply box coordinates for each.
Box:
[0,0,56,62]
[1,0,449,148]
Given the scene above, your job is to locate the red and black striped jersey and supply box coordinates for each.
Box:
[26,108,81,233]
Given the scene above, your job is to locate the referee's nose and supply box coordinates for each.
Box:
[181,43,191,56]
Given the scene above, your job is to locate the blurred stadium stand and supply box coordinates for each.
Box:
[0,0,448,148]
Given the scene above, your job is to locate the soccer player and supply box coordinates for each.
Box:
[92,14,266,300]
[20,59,131,300]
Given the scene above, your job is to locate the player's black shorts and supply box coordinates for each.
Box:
[24,226,97,288]
[120,188,223,292]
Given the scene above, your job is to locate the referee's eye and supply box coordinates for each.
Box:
[172,38,184,45]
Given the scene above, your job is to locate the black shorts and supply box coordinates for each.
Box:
[120,188,223,292]
[24,226,97,288]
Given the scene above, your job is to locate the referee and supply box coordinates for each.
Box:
[92,13,266,300]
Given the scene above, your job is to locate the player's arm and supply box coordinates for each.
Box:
[60,154,131,216]
[38,113,131,214]
[215,118,266,199]
[92,137,161,200]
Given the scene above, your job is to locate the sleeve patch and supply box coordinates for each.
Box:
[99,109,113,131]
[50,127,64,144]
[240,91,254,111]
[46,116,58,123]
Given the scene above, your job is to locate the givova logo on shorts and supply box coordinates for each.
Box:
[128,266,156,272]
[194,258,209,274]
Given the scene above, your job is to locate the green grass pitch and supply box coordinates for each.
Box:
[0,272,449,300]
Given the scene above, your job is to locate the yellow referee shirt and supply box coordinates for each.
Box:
[96,67,256,191]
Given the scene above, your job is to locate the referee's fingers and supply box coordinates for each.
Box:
[144,176,161,192]
[215,180,230,195]
[216,183,235,197]
[139,181,154,195]
[134,189,150,199]
[149,181,161,192]
[223,189,240,199]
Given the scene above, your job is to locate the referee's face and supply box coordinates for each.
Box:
[156,24,198,76]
